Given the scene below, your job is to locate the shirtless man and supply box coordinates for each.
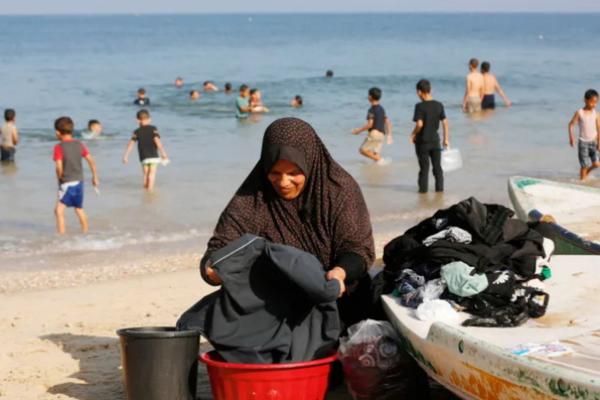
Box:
[481,61,511,109]
[462,58,484,113]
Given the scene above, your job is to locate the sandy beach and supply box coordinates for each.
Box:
[0,233,394,400]
[0,255,217,399]
[0,235,461,400]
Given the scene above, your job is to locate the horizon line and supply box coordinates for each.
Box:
[1,10,600,17]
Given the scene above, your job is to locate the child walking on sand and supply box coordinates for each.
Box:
[568,89,600,180]
[352,87,393,163]
[53,116,99,234]
[411,79,449,193]
[123,109,169,191]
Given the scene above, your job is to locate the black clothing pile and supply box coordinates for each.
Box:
[378,197,552,327]
[177,234,341,363]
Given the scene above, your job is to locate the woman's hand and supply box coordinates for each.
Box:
[326,266,346,297]
[205,264,222,285]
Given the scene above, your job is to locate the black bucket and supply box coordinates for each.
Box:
[117,327,200,400]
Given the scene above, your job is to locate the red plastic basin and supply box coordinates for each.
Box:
[200,351,337,400]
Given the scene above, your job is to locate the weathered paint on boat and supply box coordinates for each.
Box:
[383,299,600,399]
[508,176,600,255]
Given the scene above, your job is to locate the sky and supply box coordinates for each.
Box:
[2,0,600,15]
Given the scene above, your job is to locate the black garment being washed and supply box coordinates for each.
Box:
[177,234,341,364]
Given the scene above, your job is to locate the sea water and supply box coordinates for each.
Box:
[1,13,600,271]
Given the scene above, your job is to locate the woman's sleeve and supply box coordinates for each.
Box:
[199,171,264,284]
[331,184,375,282]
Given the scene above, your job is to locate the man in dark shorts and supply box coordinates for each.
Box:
[410,79,450,193]
[481,61,511,110]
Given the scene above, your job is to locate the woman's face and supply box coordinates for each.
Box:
[267,159,306,200]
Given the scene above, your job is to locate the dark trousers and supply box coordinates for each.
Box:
[415,142,443,193]
[0,147,15,162]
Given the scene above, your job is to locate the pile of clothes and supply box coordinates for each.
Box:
[379,197,553,327]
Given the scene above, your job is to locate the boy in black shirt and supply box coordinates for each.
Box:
[123,109,169,191]
[411,79,450,193]
[352,87,393,162]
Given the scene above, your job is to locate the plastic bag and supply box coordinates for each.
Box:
[415,299,460,324]
[338,319,413,399]
[441,148,462,172]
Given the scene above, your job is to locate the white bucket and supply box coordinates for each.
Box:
[441,148,462,172]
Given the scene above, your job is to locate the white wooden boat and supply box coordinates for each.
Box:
[508,176,600,254]
[382,255,600,400]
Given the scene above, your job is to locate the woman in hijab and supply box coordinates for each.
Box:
[201,117,375,326]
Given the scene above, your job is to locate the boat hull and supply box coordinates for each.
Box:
[382,295,600,400]
[508,176,600,255]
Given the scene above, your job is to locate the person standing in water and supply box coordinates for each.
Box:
[122,109,169,191]
[411,79,449,193]
[462,58,484,113]
[481,61,511,109]
[1,109,19,162]
[53,116,99,234]
[235,85,252,119]
[568,89,600,180]
[352,87,393,163]
[133,88,150,106]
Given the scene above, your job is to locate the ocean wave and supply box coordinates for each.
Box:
[1,228,203,258]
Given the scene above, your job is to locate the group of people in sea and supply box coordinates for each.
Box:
[1,61,599,235]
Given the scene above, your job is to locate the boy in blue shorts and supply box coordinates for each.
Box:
[53,116,99,234]
[123,109,169,191]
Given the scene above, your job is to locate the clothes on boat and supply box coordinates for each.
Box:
[457,286,549,327]
[178,234,341,364]
[422,227,472,247]
[416,299,460,323]
[378,197,553,327]
[440,261,488,297]
[383,197,545,277]
[394,269,445,309]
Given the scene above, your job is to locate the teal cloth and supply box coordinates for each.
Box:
[236,96,249,118]
[440,261,488,297]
